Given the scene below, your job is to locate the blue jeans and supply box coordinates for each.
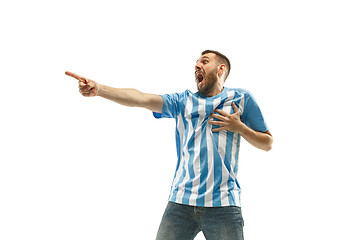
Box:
[156,201,244,240]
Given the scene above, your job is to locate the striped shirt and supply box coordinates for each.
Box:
[153,87,268,207]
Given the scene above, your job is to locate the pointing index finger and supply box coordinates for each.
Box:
[65,71,88,84]
[65,71,80,79]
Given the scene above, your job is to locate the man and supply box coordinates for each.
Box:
[65,50,273,240]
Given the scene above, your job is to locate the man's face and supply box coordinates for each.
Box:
[195,53,219,96]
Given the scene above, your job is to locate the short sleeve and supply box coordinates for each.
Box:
[242,91,268,132]
[153,91,187,119]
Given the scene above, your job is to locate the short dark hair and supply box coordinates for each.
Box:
[201,50,231,80]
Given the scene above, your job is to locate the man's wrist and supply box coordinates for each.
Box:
[236,121,251,135]
[97,84,104,97]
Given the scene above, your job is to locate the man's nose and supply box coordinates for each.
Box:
[195,64,201,71]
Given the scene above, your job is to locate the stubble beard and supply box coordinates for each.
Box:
[197,70,218,97]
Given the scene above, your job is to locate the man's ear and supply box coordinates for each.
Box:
[218,64,226,78]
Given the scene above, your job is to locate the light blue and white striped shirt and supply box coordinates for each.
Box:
[153,87,268,207]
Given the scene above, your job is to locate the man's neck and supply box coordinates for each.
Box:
[202,86,224,97]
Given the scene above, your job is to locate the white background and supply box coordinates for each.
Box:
[1,0,359,239]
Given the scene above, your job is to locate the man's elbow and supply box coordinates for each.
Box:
[263,144,272,152]
[263,135,273,152]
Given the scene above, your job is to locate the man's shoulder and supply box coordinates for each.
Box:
[225,87,252,96]
[164,89,193,95]
[160,89,193,102]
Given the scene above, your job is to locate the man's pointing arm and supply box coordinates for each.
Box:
[65,71,163,113]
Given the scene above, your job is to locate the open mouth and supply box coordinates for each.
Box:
[195,71,204,85]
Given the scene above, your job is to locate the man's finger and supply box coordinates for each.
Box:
[232,102,239,113]
[65,71,88,84]
[80,83,91,91]
[208,120,225,126]
[214,109,229,116]
[212,126,226,132]
[79,81,86,88]
[210,113,227,121]
[65,71,81,79]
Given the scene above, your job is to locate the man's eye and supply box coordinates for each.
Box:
[203,60,208,64]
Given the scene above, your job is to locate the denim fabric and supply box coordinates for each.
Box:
[156,201,244,240]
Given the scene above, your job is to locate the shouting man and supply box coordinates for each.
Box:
[66,50,273,240]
